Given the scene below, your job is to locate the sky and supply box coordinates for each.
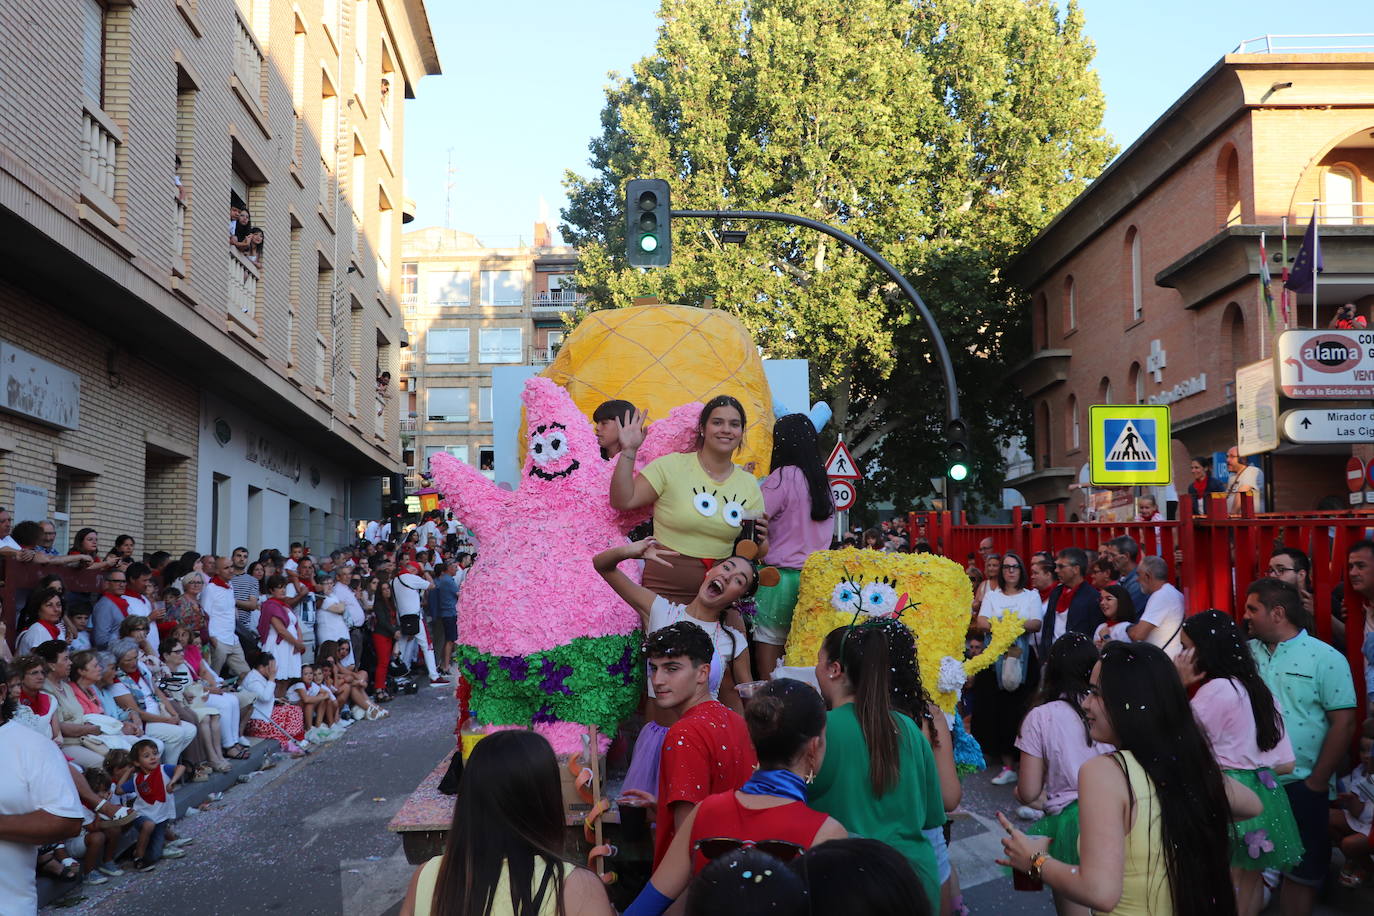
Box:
[401,1,1372,246]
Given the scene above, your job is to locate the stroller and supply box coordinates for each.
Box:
[388,657,419,695]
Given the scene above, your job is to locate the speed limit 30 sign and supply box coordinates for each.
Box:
[829,479,857,511]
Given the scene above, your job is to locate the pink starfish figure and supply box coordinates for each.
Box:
[429,377,699,753]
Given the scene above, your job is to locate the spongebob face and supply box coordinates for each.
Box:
[830,575,901,618]
[690,487,746,528]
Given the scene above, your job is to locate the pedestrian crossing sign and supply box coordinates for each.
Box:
[1089,405,1171,486]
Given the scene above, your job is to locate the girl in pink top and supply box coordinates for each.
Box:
[1178,609,1301,916]
[753,414,835,678]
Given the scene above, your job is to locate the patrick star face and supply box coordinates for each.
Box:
[520,377,600,489]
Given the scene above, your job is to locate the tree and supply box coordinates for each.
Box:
[561,0,1116,514]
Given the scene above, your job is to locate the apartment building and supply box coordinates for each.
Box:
[399,225,580,484]
[1007,39,1374,514]
[0,0,440,558]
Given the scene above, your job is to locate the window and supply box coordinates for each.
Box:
[1324,167,1356,225]
[354,0,368,73]
[1098,376,1112,403]
[481,270,524,306]
[1068,395,1080,451]
[427,387,470,422]
[429,270,471,307]
[1064,276,1077,332]
[401,262,418,309]
[315,338,328,389]
[479,328,522,363]
[1126,228,1142,321]
[478,386,493,421]
[1218,146,1241,227]
[479,447,494,472]
[81,0,105,105]
[53,475,72,555]
[426,328,469,363]
[425,444,469,470]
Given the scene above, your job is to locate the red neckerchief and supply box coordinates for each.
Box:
[135,766,168,805]
[36,619,61,639]
[1055,582,1080,612]
[104,592,131,613]
[19,690,50,716]
[209,576,229,588]
[1036,586,1053,602]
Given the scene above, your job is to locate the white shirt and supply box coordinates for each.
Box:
[1227,465,1263,514]
[646,596,745,700]
[314,589,351,644]
[977,588,1045,625]
[364,521,380,543]
[15,622,65,656]
[394,573,428,616]
[330,582,366,629]
[378,522,392,542]
[240,670,276,721]
[0,719,84,916]
[0,535,19,551]
[417,520,440,548]
[283,558,299,573]
[1140,582,1186,658]
[204,578,237,643]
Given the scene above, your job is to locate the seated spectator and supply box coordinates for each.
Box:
[1093,585,1138,648]
[107,637,196,766]
[116,739,189,870]
[65,607,93,653]
[286,664,340,739]
[119,615,163,676]
[318,639,384,721]
[158,640,230,774]
[10,653,61,742]
[1332,719,1374,887]
[790,838,931,916]
[91,651,150,747]
[15,587,67,655]
[34,640,107,769]
[78,766,131,884]
[171,570,209,634]
[241,650,306,755]
[399,730,613,916]
[685,848,807,916]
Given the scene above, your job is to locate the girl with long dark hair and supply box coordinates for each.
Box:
[999,641,1261,916]
[1178,610,1302,915]
[752,413,834,679]
[400,730,612,916]
[971,551,1044,785]
[1012,632,1113,916]
[1092,585,1137,648]
[812,622,945,913]
[610,395,766,605]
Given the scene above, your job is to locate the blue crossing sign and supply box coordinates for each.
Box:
[1089,405,1171,486]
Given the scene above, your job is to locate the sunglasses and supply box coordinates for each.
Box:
[694,837,806,863]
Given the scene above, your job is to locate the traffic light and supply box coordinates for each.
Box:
[946,419,970,482]
[625,178,671,268]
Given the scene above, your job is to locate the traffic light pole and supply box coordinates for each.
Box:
[671,208,964,513]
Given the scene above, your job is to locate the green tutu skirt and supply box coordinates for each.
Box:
[1026,800,1081,865]
[1226,768,1303,871]
[753,567,801,630]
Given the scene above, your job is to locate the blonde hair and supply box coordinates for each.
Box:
[179,570,205,592]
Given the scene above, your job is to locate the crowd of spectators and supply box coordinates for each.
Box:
[0,505,474,908]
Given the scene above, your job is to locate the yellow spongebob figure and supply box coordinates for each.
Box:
[782,548,1023,713]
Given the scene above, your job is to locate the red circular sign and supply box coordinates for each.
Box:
[829,479,857,511]
[1347,456,1366,493]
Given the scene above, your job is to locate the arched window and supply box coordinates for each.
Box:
[1126,227,1143,321]
[1068,394,1080,452]
[1035,400,1052,469]
[1324,166,1356,225]
[1064,275,1077,332]
[1129,362,1143,404]
[1222,302,1247,381]
[1217,146,1241,227]
[1098,376,1113,404]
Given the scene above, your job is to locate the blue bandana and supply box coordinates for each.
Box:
[739,768,808,803]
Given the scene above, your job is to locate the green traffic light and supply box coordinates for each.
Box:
[949,463,969,482]
[639,234,659,252]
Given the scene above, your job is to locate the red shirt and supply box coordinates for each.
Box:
[653,700,757,867]
[687,791,828,875]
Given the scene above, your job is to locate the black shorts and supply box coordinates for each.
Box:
[1282,778,1330,886]
[440,615,458,643]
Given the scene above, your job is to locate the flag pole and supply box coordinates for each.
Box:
[1280,216,1289,327]
[1311,198,1320,328]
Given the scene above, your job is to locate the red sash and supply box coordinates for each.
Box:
[209,576,230,589]
[135,766,168,805]
[36,619,61,640]
[103,592,131,614]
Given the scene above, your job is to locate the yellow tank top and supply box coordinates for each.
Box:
[1097,751,1174,916]
[413,855,573,916]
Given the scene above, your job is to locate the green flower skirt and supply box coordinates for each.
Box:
[1026,800,1081,865]
[1226,768,1303,871]
[753,567,801,631]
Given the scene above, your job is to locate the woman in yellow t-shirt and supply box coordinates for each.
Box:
[610,395,767,605]
[400,730,613,916]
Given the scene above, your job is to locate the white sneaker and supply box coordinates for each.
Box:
[990,767,1018,786]
[1015,805,1044,821]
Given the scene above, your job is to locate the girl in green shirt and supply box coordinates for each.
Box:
[809,620,947,912]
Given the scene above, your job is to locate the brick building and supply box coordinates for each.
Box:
[1007,41,1374,515]
[0,0,439,556]
[398,225,579,487]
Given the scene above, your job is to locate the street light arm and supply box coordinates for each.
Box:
[671,208,962,426]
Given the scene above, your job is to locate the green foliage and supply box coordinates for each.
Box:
[561,0,1116,515]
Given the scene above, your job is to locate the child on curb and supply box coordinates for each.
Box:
[286,664,336,732]
[116,740,192,870]
[78,767,129,885]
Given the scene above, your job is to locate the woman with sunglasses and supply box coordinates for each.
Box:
[623,678,846,916]
[970,551,1043,787]
[811,621,946,913]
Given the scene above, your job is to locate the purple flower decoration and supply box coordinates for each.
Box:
[463,658,490,687]
[1257,769,1277,790]
[1244,829,1274,859]
[539,656,574,696]
[734,597,758,619]
[499,655,531,682]
[607,644,636,686]
[532,703,559,724]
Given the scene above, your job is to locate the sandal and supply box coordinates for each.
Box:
[1338,867,1369,888]
[223,745,251,760]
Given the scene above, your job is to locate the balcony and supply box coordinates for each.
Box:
[531,347,556,365]
[401,357,416,374]
[233,15,264,109]
[80,105,122,224]
[174,198,188,264]
[532,291,586,312]
[404,465,416,479]
[228,250,260,319]
[319,159,335,223]
[1009,348,1071,398]
[400,417,417,434]
[401,292,418,316]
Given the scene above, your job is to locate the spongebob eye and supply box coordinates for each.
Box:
[859,581,898,617]
[692,489,719,517]
[721,500,745,528]
[830,580,861,612]
[529,433,553,466]
[544,432,569,461]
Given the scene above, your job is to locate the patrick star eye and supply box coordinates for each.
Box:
[830,579,861,613]
[544,433,569,461]
[692,488,719,517]
[860,581,898,617]
[529,433,553,466]
[721,499,745,528]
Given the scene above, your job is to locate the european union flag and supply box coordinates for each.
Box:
[1286,215,1322,294]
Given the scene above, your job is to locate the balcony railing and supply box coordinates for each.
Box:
[404,465,416,478]
[532,291,586,310]
[401,292,418,315]
[1233,34,1374,54]
[81,107,121,219]
[233,16,264,106]
[531,347,556,364]
[1298,199,1374,226]
[228,250,259,318]
[400,417,417,433]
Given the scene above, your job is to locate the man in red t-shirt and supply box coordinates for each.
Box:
[639,622,756,868]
